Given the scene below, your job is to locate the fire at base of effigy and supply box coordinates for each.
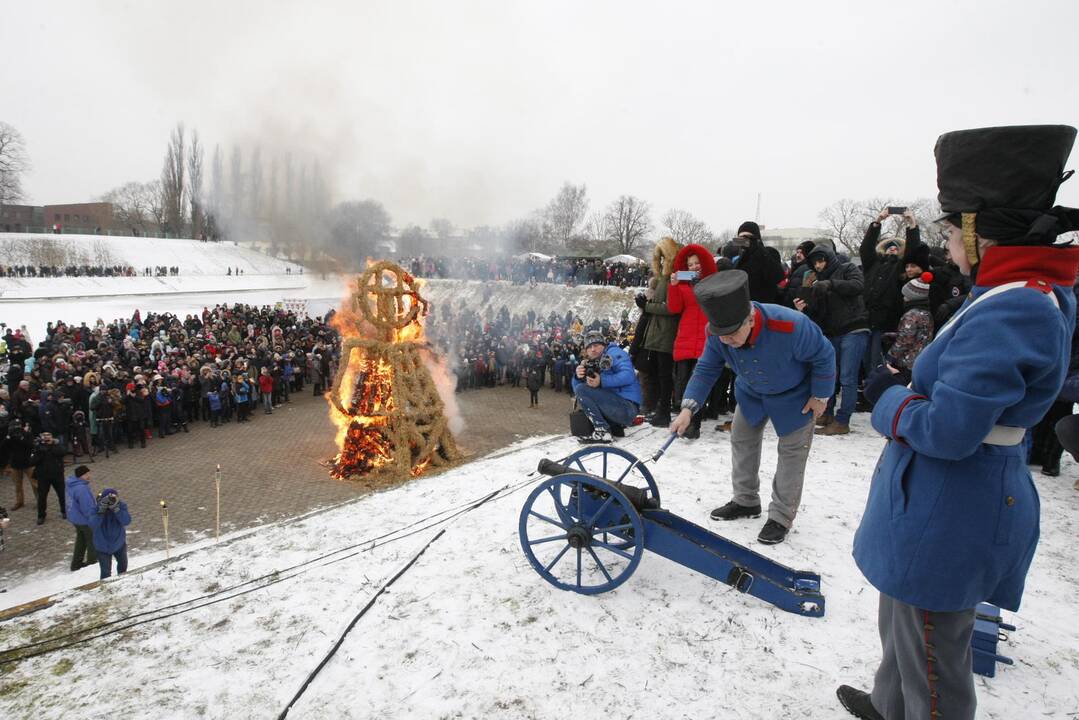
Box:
[325,261,459,481]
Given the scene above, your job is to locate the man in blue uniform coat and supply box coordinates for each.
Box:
[838,125,1079,720]
[670,270,836,544]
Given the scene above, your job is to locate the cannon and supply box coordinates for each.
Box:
[518,444,825,617]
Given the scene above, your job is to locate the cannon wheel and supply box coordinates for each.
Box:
[562,445,661,507]
[519,473,644,595]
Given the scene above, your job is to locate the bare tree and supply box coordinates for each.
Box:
[585,211,610,247]
[188,130,204,239]
[430,217,455,240]
[817,198,865,255]
[604,195,653,254]
[230,146,243,223]
[663,208,713,247]
[544,182,588,247]
[160,123,187,234]
[100,181,158,235]
[250,145,263,221]
[0,121,31,210]
[146,180,167,232]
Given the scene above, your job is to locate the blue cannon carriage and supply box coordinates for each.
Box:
[517,445,825,617]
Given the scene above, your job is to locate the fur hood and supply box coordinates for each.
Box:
[651,236,682,278]
[876,237,906,257]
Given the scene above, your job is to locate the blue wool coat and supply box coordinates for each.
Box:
[571,343,642,406]
[683,303,836,436]
[65,476,98,526]
[89,501,131,555]
[854,246,1079,612]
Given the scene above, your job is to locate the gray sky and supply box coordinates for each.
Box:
[4,0,1079,232]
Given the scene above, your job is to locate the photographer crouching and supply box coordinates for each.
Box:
[572,331,642,444]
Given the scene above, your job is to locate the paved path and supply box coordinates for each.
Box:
[0,384,574,589]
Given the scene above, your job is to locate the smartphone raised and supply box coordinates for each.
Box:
[675,270,699,282]
[887,206,908,215]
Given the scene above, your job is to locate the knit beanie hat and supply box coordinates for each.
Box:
[902,272,934,302]
[74,465,91,478]
[736,221,761,240]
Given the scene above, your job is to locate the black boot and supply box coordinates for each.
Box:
[709,501,761,521]
[610,423,625,438]
[683,420,701,439]
[1042,459,1061,477]
[836,686,883,720]
[648,412,671,428]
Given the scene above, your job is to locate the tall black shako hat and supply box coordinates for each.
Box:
[694,270,752,336]
[935,124,1078,264]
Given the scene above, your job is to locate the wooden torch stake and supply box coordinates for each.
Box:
[215,464,221,543]
[160,500,170,559]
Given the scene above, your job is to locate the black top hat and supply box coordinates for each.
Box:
[694,270,752,336]
[935,125,1076,214]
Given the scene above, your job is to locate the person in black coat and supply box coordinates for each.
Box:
[732,222,785,304]
[29,431,66,524]
[859,209,928,372]
[5,421,35,510]
[123,384,146,448]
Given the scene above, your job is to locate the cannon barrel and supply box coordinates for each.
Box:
[536,457,660,511]
[537,458,574,477]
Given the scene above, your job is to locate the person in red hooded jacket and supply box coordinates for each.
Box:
[667,243,719,438]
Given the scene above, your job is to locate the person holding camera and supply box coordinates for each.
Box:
[666,243,719,439]
[572,331,642,444]
[29,431,66,525]
[669,270,835,545]
[88,487,131,579]
[65,465,99,571]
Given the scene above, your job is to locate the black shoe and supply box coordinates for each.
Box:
[836,686,884,720]
[1042,461,1061,477]
[610,423,625,438]
[683,423,700,439]
[648,413,671,428]
[709,501,761,521]
[36,517,45,525]
[757,519,789,545]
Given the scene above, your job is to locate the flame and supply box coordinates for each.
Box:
[325,265,432,479]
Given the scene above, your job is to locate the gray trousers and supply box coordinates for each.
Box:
[729,406,814,528]
[871,593,977,720]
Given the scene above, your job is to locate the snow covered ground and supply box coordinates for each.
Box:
[2,418,1076,719]
[0,233,300,276]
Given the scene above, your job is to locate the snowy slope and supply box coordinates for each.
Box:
[0,233,299,275]
[1,418,1076,720]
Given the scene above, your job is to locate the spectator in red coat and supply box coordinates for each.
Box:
[667,243,719,438]
[258,368,275,414]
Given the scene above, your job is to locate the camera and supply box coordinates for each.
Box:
[887,206,908,215]
[583,355,612,378]
[675,270,699,283]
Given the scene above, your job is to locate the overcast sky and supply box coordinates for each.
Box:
[3,0,1079,233]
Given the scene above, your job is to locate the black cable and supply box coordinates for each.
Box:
[0,482,510,656]
[277,482,509,718]
[0,487,517,666]
[277,528,446,719]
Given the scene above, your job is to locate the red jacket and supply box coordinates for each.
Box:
[666,243,719,361]
[258,374,274,393]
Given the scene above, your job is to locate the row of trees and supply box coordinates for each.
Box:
[817,197,948,255]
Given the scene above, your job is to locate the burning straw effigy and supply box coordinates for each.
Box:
[327,261,459,480]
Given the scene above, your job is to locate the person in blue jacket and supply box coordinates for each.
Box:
[837,125,1079,720]
[65,465,99,571]
[572,330,642,444]
[670,270,836,545]
[88,487,131,579]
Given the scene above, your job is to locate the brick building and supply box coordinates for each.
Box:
[0,203,43,232]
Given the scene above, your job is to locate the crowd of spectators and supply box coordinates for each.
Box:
[1,265,139,278]
[425,300,633,398]
[404,255,651,287]
[0,305,341,523]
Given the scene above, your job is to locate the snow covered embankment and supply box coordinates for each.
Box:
[0,233,304,300]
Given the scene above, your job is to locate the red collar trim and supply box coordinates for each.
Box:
[747,306,763,346]
[976,245,1079,288]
